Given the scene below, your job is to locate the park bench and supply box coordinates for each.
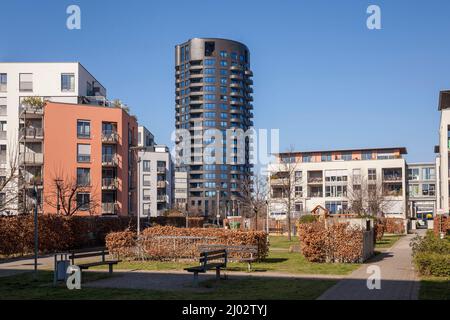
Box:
[185,249,227,285]
[198,244,259,272]
[69,247,121,274]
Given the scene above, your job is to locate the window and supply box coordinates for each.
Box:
[77,168,90,186]
[295,186,303,197]
[422,168,436,180]
[0,74,6,92]
[422,184,435,196]
[77,120,90,138]
[408,168,420,180]
[368,169,376,181]
[294,171,302,182]
[143,203,151,216]
[19,73,33,92]
[325,201,348,214]
[61,73,75,92]
[77,144,91,162]
[204,68,216,74]
[143,160,151,172]
[204,58,216,66]
[204,77,216,83]
[295,202,303,212]
[143,189,151,201]
[325,185,347,197]
[302,154,311,163]
[321,153,331,162]
[204,42,215,56]
[341,152,352,161]
[220,60,228,67]
[220,50,227,58]
[362,152,372,160]
[408,184,419,197]
[76,193,90,211]
[0,98,6,116]
[143,174,151,186]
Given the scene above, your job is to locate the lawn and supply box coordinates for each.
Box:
[375,234,404,249]
[419,276,450,300]
[92,236,359,276]
[0,271,336,300]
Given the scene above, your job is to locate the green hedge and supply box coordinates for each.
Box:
[298,215,318,225]
[414,252,450,277]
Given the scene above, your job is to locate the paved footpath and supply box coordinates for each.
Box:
[318,231,422,300]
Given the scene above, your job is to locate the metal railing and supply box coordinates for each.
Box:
[102,154,118,165]
[102,177,118,188]
[102,202,118,215]
[20,152,43,165]
[20,127,44,140]
[101,131,119,143]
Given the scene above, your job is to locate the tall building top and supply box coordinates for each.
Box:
[439,90,450,110]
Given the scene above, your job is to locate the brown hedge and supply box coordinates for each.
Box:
[106,226,268,261]
[298,221,365,263]
[433,215,449,236]
[384,218,405,234]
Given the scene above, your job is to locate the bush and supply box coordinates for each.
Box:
[298,220,366,263]
[385,218,405,234]
[374,218,386,243]
[106,226,269,261]
[298,215,318,225]
[434,215,450,236]
[414,252,450,277]
[411,231,450,277]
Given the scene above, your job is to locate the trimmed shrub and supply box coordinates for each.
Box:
[298,214,318,225]
[106,226,269,261]
[434,215,449,236]
[105,230,137,260]
[385,218,405,234]
[298,220,366,263]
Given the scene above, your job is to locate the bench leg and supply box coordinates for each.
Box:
[109,264,113,275]
[193,272,199,287]
[216,267,220,280]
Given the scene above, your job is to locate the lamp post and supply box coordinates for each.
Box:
[33,183,39,279]
[130,146,145,237]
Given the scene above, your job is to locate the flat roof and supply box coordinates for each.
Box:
[275,147,408,156]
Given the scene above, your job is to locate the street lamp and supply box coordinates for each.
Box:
[130,146,145,237]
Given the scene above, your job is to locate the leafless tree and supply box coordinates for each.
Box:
[269,146,302,241]
[0,142,21,215]
[44,169,100,216]
[239,174,269,231]
[347,174,392,217]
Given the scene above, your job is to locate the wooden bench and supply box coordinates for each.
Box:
[198,245,258,272]
[185,249,227,285]
[69,247,121,274]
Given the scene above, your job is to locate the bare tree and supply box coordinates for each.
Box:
[269,146,302,241]
[239,174,269,231]
[0,142,21,215]
[44,170,100,216]
[347,174,393,217]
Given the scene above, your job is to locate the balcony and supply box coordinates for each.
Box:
[157,180,167,188]
[78,96,108,106]
[102,202,118,215]
[19,127,44,141]
[157,194,168,203]
[157,166,166,174]
[308,177,323,184]
[245,70,253,77]
[102,154,118,167]
[19,105,43,118]
[102,177,118,190]
[101,131,118,144]
[20,152,43,165]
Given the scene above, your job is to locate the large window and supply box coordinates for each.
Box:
[143,174,151,186]
[76,193,90,211]
[422,184,435,196]
[61,73,75,92]
[325,185,347,197]
[19,73,33,92]
[408,184,419,197]
[77,168,90,186]
[321,153,331,162]
[77,120,90,138]
[295,186,303,197]
[0,98,6,116]
[325,201,348,214]
[0,74,6,92]
[143,189,151,201]
[368,169,377,181]
[422,168,436,180]
[341,152,352,161]
[408,168,420,181]
[77,144,91,162]
[143,160,151,172]
[362,152,372,160]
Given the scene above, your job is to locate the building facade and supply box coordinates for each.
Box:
[42,101,138,216]
[406,162,437,219]
[437,90,450,214]
[174,38,254,217]
[0,62,107,214]
[137,144,173,217]
[174,170,188,211]
[268,147,408,220]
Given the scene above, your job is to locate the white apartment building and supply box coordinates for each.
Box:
[437,90,450,214]
[137,126,173,217]
[268,147,408,220]
[407,162,437,219]
[0,62,106,213]
[174,170,188,211]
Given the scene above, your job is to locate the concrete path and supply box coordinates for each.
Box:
[318,231,422,300]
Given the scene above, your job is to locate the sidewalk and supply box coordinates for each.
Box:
[318,231,422,300]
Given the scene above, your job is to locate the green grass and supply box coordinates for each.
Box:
[419,276,450,300]
[0,271,336,300]
[375,234,404,249]
[92,236,359,276]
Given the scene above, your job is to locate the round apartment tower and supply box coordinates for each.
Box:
[175,38,254,218]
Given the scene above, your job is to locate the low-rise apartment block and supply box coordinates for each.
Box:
[407,162,437,219]
[268,147,408,220]
[437,90,450,214]
[42,101,138,216]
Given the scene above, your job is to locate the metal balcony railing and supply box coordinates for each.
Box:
[101,131,118,143]
[102,202,118,215]
[102,177,118,189]
[102,154,118,166]
[20,127,44,140]
[20,152,43,165]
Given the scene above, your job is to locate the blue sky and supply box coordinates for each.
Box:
[2,0,450,162]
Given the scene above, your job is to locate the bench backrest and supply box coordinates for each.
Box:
[198,244,258,254]
[199,249,227,268]
[69,247,108,264]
